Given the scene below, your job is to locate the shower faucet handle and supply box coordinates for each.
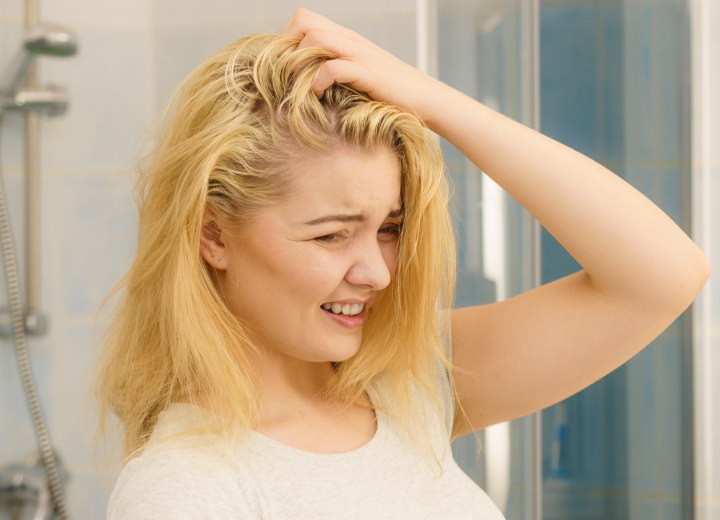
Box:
[1,85,68,116]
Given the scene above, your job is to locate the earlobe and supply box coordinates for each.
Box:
[200,215,227,270]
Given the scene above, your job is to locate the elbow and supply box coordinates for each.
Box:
[670,246,711,314]
[694,249,712,294]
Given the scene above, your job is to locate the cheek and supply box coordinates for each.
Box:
[301,252,351,288]
[380,242,399,276]
[247,245,345,299]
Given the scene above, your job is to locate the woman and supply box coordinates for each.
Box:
[100,9,709,518]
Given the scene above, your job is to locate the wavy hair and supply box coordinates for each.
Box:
[96,34,456,459]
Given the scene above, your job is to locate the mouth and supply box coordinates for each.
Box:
[320,302,365,317]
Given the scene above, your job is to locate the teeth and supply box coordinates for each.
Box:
[321,302,365,316]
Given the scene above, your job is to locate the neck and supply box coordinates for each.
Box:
[255,352,337,405]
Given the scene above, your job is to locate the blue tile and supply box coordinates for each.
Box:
[623,166,687,230]
[628,499,658,518]
[541,4,599,157]
[598,3,625,164]
[656,499,684,519]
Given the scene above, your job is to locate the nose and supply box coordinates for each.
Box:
[344,237,393,291]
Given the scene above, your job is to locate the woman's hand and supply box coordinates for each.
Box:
[283,8,447,123]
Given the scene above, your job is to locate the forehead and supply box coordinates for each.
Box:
[276,145,402,215]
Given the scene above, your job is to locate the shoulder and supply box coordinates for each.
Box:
[107,444,258,519]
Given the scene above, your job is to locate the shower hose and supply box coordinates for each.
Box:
[0,114,71,519]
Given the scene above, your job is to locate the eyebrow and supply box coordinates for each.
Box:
[303,208,403,226]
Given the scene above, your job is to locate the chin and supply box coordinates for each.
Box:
[329,351,360,363]
[319,341,362,364]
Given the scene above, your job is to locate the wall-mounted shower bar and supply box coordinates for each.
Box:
[24,0,41,322]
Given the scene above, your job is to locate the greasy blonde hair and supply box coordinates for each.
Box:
[96,34,456,459]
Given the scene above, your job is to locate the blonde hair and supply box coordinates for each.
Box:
[96,34,456,459]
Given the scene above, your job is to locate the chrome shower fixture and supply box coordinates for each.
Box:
[0,24,77,116]
[25,25,78,57]
[1,85,69,116]
[3,25,78,91]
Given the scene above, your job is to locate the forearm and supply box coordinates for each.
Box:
[422,83,709,310]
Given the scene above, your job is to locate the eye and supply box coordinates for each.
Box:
[314,232,345,243]
[378,223,401,242]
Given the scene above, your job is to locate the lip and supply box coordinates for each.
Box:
[320,298,373,329]
[320,301,367,329]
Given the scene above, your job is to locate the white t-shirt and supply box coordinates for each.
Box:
[107,368,505,519]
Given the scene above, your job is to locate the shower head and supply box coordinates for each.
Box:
[1,25,78,95]
[24,25,78,57]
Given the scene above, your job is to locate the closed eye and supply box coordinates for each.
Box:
[378,223,401,242]
[314,232,345,243]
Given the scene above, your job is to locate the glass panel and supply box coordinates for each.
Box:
[539,0,693,518]
[438,2,539,518]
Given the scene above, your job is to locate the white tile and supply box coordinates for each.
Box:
[49,322,106,468]
[706,43,720,168]
[0,24,25,172]
[154,0,415,30]
[0,0,23,25]
[0,172,28,317]
[41,0,152,30]
[0,22,23,77]
[154,10,417,113]
[38,28,154,175]
[379,13,417,68]
[66,468,119,518]
[0,115,24,172]
[47,320,123,514]
[39,174,62,315]
[0,334,54,464]
[58,175,137,315]
[155,27,240,110]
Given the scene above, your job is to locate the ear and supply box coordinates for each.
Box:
[200,210,227,270]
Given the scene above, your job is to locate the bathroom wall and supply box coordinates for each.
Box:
[1,0,152,516]
[0,0,417,515]
[2,0,715,517]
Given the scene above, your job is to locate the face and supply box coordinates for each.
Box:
[202,145,402,368]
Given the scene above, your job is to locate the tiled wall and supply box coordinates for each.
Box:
[1,0,152,516]
[0,0,416,515]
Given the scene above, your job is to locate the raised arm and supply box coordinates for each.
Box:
[437,92,709,435]
[284,9,710,437]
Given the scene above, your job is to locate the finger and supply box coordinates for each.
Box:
[282,16,305,39]
[284,9,362,46]
[312,59,364,98]
[283,8,329,39]
[296,29,349,59]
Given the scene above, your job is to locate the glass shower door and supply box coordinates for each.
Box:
[539,0,693,518]
[438,2,541,518]
[439,1,694,519]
